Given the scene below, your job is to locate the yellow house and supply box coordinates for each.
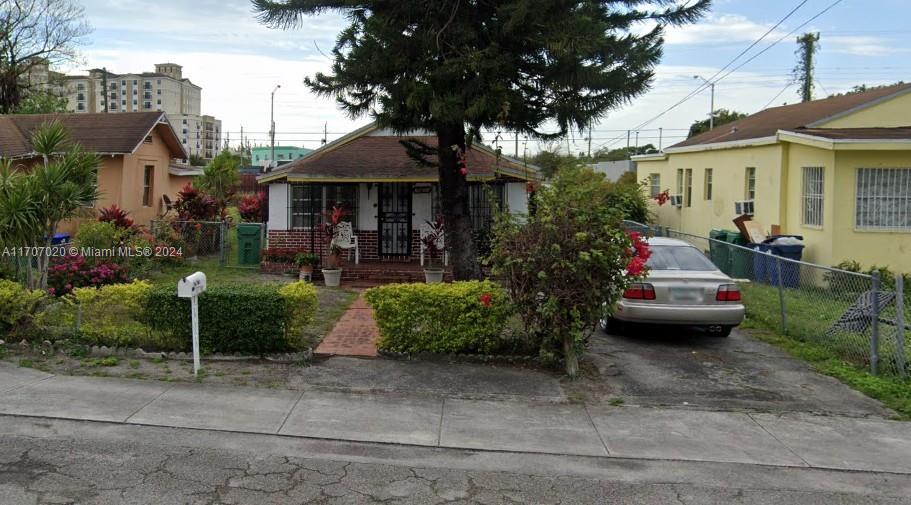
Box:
[635,83,911,272]
[0,112,197,232]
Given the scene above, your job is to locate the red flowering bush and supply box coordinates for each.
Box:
[489,166,647,376]
[653,189,670,206]
[238,192,266,222]
[98,204,135,230]
[625,231,651,277]
[47,255,130,297]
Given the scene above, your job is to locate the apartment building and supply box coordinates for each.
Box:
[33,62,221,161]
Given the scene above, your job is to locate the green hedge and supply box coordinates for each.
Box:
[144,281,317,354]
[0,279,44,336]
[365,280,511,354]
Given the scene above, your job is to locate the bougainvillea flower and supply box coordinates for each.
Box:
[479,293,492,307]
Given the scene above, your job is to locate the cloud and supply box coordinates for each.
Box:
[825,36,909,56]
[663,14,789,45]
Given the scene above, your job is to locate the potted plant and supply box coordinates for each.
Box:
[421,216,445,284]
[321,205,347,287]
[293,252,319,280]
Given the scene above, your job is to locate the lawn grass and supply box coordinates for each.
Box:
[740,281,911,420]
[142,258,281,286]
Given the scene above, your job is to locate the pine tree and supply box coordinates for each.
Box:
[253,0,710,279]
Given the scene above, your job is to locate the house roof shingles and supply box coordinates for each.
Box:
[671,82,911,149]
[0,112,185,159]
[279,134,536,181]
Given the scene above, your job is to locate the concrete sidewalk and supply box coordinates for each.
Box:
[2,363,910,475]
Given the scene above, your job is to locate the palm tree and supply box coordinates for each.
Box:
[0,121,99,289]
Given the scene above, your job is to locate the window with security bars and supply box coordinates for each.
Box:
[684,169,693,207]
[855,168,911,231]
[802,167,824,227]
[704,168,713,200]
[290,184,359,229]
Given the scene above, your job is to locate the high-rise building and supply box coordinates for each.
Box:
[31,62,221,161]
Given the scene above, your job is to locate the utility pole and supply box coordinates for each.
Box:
[270,84,281,169]
[587,121,592,159]
[322,123,327,145]
[794,32,820,102]
[514,132,518,158]
[626,130,631,151]
[658,127,663,150]
[634,131,639,148]
[694,75,715,130]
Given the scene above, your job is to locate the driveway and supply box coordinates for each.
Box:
[584,326,893,417]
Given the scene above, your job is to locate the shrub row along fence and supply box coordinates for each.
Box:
[150,220,266,269]
[623,221,909,378]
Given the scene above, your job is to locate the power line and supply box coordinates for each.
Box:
[590,0,812,151]
[595,0,846,151]
[762,82,795,110]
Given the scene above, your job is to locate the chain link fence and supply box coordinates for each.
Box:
[624,221,910,378]
[149,220,266,269]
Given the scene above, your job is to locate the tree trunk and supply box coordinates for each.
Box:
[563,335,579,378]
[436,123,483,280]
[0,70,22,114]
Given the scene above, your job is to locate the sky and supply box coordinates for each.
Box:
[67,0,911,155]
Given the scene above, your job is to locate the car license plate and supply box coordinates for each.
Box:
[670,287,702,302]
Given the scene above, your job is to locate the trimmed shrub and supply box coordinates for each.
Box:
[74,221,121,251]
[48,280,155,347]
[143,283,306,354]
[365,281,511,354]
[0,279,44,335]
[279,281,319,339]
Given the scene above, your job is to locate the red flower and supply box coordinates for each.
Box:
[459,167,467,176]
[626,256,647,276]
[479,293,492,307]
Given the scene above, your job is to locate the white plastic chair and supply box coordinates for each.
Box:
[332,221,359,264]
[420,223,448,267]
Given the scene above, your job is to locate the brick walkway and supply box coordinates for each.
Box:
[314,292,379,357]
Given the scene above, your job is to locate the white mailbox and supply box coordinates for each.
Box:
[177,272,206,375]
[177,272,207,298]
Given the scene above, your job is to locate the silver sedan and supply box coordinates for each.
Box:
[601,237,745,337]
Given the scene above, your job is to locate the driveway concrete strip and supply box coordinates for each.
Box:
[127,383,303,434]
[0,375,170,422]
[0,362,53,394]
[279,390,442,446]
[587,406,807,467]
[751,413,911,473]
[440,399,607,457]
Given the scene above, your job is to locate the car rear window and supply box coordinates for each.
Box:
[647,245,718,271]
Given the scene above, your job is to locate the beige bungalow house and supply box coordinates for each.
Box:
[258,123,540,264]
[0,112,194,232]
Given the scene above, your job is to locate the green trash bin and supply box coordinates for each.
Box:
[708,229,731,274]
[237,224,262,265]
[724,230,751,279]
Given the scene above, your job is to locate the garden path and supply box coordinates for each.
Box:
[314,291,379,357]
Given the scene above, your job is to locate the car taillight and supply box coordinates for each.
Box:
[716,284,741,302]
[623,283,656,300]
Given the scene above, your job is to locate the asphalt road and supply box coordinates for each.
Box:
[586,326,892,416]
[2,416,910,505]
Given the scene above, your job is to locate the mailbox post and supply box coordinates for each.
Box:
[177,272,207,375]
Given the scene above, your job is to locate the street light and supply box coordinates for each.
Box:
[270,84,281,169]
[693,75,715,131]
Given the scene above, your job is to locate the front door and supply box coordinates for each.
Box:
[378,183,413,256]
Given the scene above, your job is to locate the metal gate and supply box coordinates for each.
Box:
[378,183,413,256]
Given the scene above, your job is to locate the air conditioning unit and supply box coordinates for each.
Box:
[734,200,755,215]
[670,194,684,207]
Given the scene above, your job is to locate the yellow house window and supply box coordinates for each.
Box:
[704,168,713,200]
[676,169,683,196]
[855,168,911,231]
[142,165,154,207]
[649,173,661,197]
[802,167,824,227]
[684,169,693,207]
[745,167,756,200]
